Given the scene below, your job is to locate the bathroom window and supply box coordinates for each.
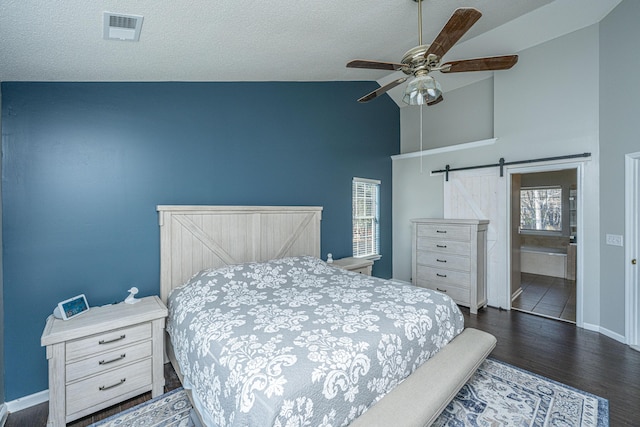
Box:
[520,186,562,232]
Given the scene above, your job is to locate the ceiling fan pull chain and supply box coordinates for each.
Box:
[417,0,423,46]
[420,104,423,173]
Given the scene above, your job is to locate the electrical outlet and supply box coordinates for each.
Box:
[606,234,623,246]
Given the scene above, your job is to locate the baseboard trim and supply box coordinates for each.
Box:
[5,389,48,414]
[582,322,626,344]
[0,403,8,427]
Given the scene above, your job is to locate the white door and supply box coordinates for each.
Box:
[511,174,522,300]
[444,168,508,309]
[626,153,640,350]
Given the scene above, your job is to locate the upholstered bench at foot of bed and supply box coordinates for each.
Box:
[350,327,497,427]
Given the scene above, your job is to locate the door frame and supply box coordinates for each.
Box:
[505,159,585,327]
[625,152,640,350]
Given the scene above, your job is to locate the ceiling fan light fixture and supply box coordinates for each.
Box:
[402,74,442,106]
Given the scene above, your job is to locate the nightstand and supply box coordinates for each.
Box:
[41,295,168,426]
[332,257,374,275]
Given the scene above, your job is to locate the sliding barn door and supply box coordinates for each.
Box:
[444,168,508,309]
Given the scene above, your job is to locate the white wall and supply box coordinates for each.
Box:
[393,24,602,326]
[599,0,640,336]
[401,78,494,153]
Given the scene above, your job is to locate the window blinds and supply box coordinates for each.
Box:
[352,177,380,258]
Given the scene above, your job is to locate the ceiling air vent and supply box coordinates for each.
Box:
[103,12,144,41]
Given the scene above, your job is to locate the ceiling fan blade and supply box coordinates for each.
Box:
[440,55,518,73]
[347,59,405,71]
[425,8,482,60]
[427,94,444,106]
[357,77,408,103]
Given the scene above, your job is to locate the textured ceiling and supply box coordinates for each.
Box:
[0,0,622,103]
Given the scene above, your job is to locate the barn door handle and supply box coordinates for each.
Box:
[436,245,447,248]
[436,273,447,278]
[436,230,447,233]
[436,259,447,263]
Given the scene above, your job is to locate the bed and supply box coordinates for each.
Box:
[158,205,496,427]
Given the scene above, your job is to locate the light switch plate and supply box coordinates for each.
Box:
[605,234,623,246]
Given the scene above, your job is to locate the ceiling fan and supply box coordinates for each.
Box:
[347,0,518,105]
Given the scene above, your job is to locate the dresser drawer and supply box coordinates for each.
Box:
[417,224,471,241]
[416,238,471,255]
[66,323,151,361]
[66,358,152,417]
[416,266,470,289]
[416,251,470,271]
[66,341,152,383]
[418,282,470,305]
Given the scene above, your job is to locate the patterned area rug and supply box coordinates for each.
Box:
[90,358,608,427]
[434,358,608,427]
[90,387,192,427]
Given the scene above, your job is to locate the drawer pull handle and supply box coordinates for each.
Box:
[99,335,126,345]
[436,244,447,248]
[436,273,447,278]
[99,378,126,391]
[99,354,126,365]
[436,259,447,263]
[436,230,447,233]
[436,287,447,293]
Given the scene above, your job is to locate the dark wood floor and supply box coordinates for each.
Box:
[7,307,640,426]
[464,307,640,426]
[512,272,576,322]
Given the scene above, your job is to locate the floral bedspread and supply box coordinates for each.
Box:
[167,256,464,427]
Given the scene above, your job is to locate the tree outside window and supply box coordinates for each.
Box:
[520,187,562,231]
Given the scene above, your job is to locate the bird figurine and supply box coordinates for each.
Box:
[125,286,140,304]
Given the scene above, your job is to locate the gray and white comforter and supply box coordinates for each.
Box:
[167,256,464,427]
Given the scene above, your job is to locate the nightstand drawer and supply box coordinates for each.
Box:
[416,251,470,271]
[350,266,372,275]
[66,341,152,383]
[331,257,374,276]
[417,224,471,241]
[66,323,151,361]
[66,358,152,417]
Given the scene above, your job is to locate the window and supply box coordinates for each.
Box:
[352,177,380,258]
[520,186,562,232]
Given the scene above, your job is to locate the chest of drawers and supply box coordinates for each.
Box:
[411,219,489,314]
[41,296,167,426]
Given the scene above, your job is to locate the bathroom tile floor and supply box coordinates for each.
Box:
[511,272,576,323]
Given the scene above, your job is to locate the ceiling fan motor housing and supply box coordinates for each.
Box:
[401,45,442,75]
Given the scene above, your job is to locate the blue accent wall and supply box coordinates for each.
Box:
[0,81,399,399]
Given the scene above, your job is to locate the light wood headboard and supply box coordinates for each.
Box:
[157,205,323,303]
